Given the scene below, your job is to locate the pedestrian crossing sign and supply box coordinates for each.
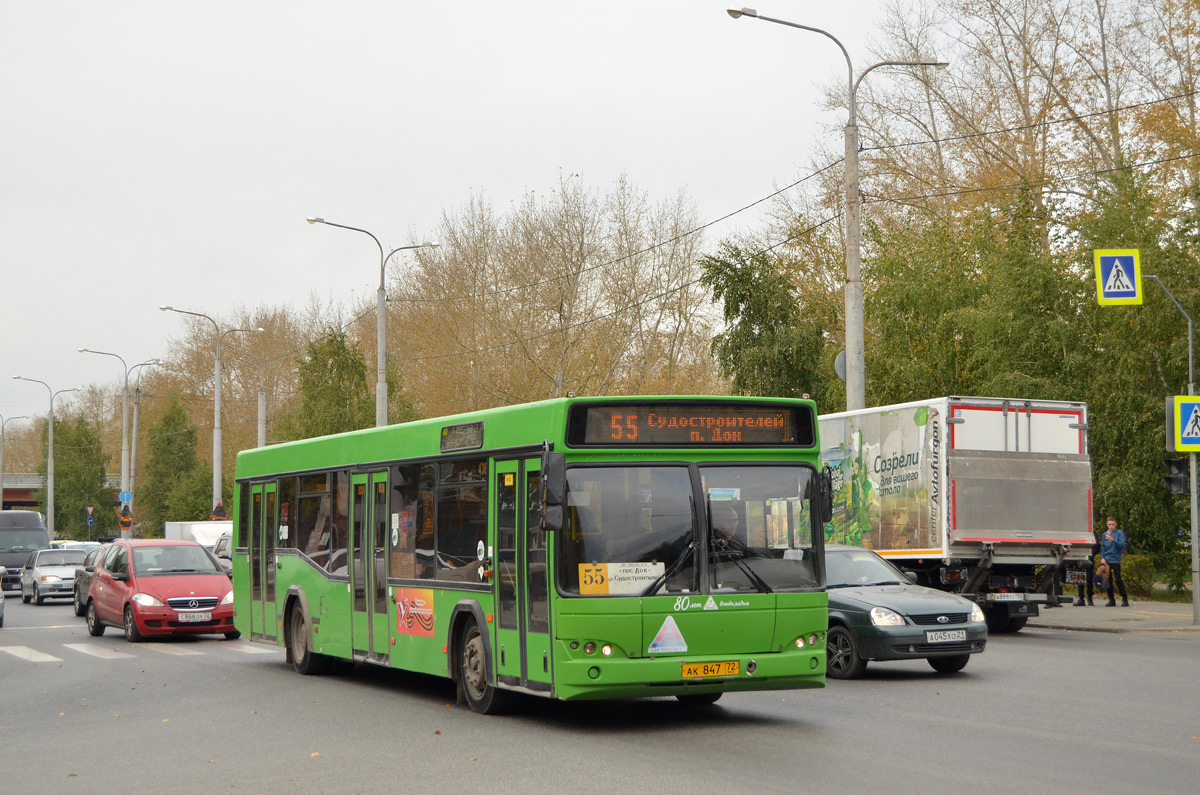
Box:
[1094,249,1142,305]
[1174,396,1200,452]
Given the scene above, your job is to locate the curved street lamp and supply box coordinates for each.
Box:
[12,377,82,536]
[307,216,439,427]
[77,348,160,519]
[161,307,263,515]
[1,413,30,511]
[727,8,948,410]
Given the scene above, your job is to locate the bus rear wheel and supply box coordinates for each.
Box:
[288,605,331,676]
[460,622,512,715]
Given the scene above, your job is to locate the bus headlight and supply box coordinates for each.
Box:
[601,644,613,657]
[870,607,905,626]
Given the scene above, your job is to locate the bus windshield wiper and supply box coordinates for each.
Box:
[641,540,696,597]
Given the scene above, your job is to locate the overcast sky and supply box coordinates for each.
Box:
[1,0,891,421]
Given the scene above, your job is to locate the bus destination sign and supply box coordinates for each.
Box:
[567,402,813,447]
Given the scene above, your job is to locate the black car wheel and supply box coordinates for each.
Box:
[86,600,105,637]
[123,605,143,643]
[928,654,971,674]
[826,626,867,680]
[33,583,44,606]
[73,585,87,617]
[22,586,31,604]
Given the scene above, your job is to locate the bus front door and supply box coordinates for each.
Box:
[494,459,552,692]
[250,482,278,642]
[350,471,390,662]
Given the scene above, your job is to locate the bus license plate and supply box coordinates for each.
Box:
[682,661,739,678]
[178,612,211,622]
[925,629,967,643]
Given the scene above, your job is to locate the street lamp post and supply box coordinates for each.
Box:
[160,307,262,515]
[728,8,948,411]
[12,377,81,536]
[125,358,161,521]
[1,413,30,511]
[77,349,159,522]
[307,217,439,427]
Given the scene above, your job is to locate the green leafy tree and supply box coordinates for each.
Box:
[275,328,377,440]
[1073,173,1195,566]
[36,415,115,539]
[699,242,828,401]
[140,396,203,536]
[164,462,216,523]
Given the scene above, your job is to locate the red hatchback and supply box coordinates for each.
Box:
[85,539,239,642]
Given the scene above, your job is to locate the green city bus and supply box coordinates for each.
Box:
[231,395,831,713]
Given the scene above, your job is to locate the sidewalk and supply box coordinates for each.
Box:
[1031,598,1200,633]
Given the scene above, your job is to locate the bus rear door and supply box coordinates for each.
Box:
[350,471,390,662]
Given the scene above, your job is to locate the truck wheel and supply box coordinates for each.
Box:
[826,626,867,679]
[928,654,970,673]
[985,607,1012,633]
[288,604,331,675]
[459,622,512,714]
[1006,616,1028,632]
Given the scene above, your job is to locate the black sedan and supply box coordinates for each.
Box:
[824,545,987,679]
[72,545,109,617]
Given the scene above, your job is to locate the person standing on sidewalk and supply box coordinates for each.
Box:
[1101,517,1129,607]
[1074,526,1099,606]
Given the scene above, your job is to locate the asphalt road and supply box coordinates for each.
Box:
[2,595,1198,794]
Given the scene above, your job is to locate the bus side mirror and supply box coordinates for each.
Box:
[542,452,566,532]
[818,466,834,525]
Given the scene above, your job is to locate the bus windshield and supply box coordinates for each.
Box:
[559,464,820,596]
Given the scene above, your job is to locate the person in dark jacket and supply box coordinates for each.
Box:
[1073,528,1099,606]
[1101,517,1129,607]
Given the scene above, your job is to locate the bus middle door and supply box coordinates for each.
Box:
[249,482,278,642]
[350,471,390,662]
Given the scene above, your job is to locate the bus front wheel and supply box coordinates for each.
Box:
[288,605,331,676]
[459,622,512,715]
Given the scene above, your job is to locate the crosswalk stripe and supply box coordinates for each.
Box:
[224,643,281,655]
[144,644,204,656]
[63,643,136,660]
[0,645,62,662]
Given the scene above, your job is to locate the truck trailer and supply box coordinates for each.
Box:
[819,396,1094,632]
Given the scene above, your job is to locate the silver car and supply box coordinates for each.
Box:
[20,548,88,605]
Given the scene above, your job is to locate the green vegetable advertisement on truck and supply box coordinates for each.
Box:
[819,396,1094,633]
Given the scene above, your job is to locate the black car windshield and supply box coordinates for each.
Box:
[1,530,47,552]
[37,550,87,566]
[825,548,907,588]
[132,545,222,575]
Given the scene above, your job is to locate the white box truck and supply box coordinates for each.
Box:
[819,396,1094,632]
[164,520,232,548]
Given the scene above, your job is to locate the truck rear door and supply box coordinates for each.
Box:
[947,400,1093,555]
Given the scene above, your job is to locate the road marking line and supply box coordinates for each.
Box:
[144,644,205,656]
[224,643,281,655]
[63,643,135,659]
[63,643,135,662]
[0,645,62,662]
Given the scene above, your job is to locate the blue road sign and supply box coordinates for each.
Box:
[1176,396,1200,453]
[119,490,131,503]
[86,515,94,527]
[1094,249,1142,305]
